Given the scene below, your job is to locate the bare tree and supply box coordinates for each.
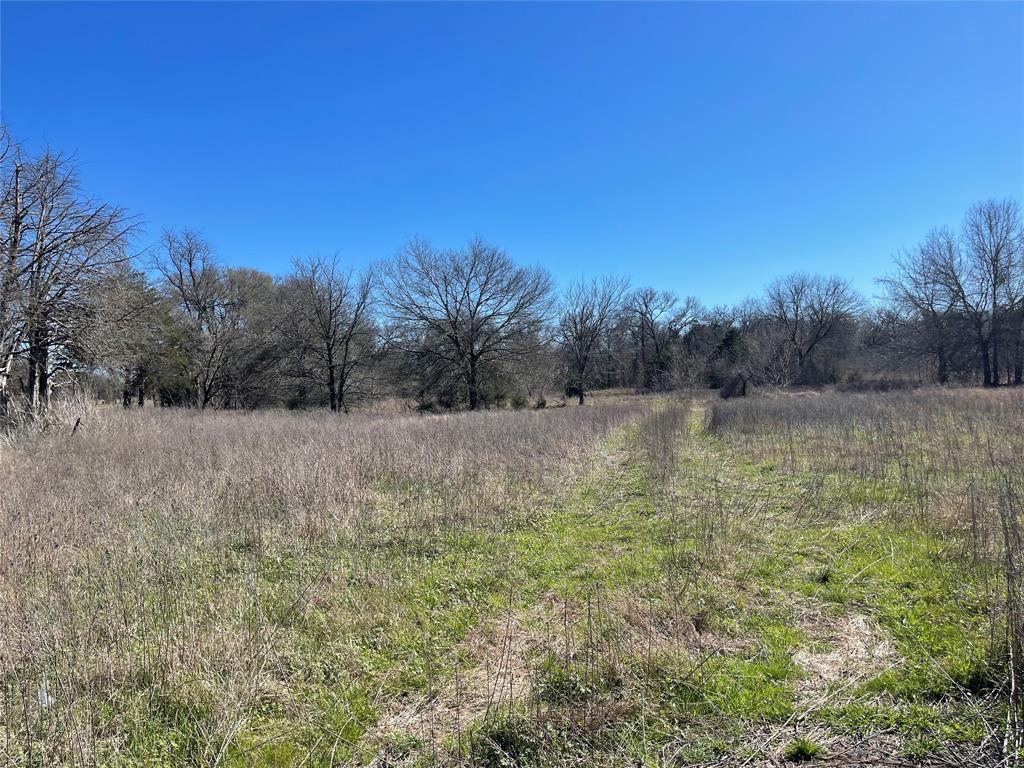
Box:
[879,228,961,383]
[962,199,1023,385]
[381,237,553,410]
[155,229,234,408]
[0,129,25,414]
[9,151,136,411]
[930,200,1023,386]
[281,254,376,413]
[626,287,700,390]
[763,272,861,384]
[217,268,283,408]
[558,276,628,404]
[70,264,173,407]
[729,297,797,389]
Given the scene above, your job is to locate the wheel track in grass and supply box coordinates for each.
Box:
[662,402,906,765]
[359,398,889,766]
[359,397,994,767]
[363,404,695,765]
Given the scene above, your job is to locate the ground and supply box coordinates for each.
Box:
[1,392,1016,766]
[270,398,1003,766]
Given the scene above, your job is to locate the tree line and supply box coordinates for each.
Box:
[1,129,1022,418]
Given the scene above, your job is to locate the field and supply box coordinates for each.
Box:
[2,389,1023,767]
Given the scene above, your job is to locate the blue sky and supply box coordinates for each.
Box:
[2,1,1021,306]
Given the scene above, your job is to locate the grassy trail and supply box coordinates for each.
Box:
[229,398,998,766]
[382,398,1001,766]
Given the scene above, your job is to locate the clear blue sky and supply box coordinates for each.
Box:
[2,2,1021,306]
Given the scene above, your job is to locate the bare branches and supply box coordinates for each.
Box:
[381,238,554,410]
[887,200,1024,386]
[558,276,628,403]
[626,287,701,391]
[2,119,1022,409]
[763,273,862,384]
[0,139,138,414]
[281,253,377,412]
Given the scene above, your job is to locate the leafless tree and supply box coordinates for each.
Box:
[731,297,799,388]
[558,276,628,404]
[74,264,165,406]
[281,254,376,413]
[154,229,235,408]
[0,129,25,414]
[879,228,961,383]
[962,199,1023,385]
[0,150,136,412]
[217,268,283,408]
[929,200,1023,385]
[626,287,700,390]
[381,237,553,410]
[763,272,861,384]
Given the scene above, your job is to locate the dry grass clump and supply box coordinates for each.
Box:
[708,387,1022,476]
[0,400,646,766]
[708,388,1024,548]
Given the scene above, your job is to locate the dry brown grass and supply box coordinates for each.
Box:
[0,400,647,766]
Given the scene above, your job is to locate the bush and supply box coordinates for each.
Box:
[510,395,529,410]
[534,396,546,409]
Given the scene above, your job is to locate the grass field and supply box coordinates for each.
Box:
[1,389,1022,766]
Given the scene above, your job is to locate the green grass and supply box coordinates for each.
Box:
[783,736,823,762]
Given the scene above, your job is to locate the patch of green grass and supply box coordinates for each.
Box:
[783,736,823,761]
[816,700,988,745]
[108,398,1008,766]
[778,519,994,700]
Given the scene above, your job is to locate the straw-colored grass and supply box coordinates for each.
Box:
[2,388,1022,766]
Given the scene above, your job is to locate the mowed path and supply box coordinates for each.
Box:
[354,399,991,767]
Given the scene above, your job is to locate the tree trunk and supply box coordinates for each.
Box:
[936,344,949,385]
[992,337,1000,387]
[327,364,338,412]
[1014,333,1023,385]
[980,336,993,386]
[0,166,22,415]
[137,385,145,407]
[578,389,585,405]
[122,389,131,408]
[467,359,480,410]
[38,340,49,408]
[26,334,40,410]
